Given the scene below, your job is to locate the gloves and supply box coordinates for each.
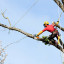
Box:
[34,34,39,39]
[57,21,59,22]
[34,34,39,37]
[56,21,59,24]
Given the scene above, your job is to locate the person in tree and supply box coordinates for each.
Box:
[35,21,64,49]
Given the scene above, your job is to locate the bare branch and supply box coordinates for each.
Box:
[54,22,64,31]
[1,11,11,27]
[54,0,64,12]
[0,23,64,52]
[62,0,64,5]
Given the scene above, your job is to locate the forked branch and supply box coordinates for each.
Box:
[1,11,11,27]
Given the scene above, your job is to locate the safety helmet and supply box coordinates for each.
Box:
[43,21,49,27]
[44,21,49,25]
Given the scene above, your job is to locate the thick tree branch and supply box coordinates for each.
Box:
[54,0,64,12]
[54,22,64,31]
[0,23,64,52]
[62,0,64,5]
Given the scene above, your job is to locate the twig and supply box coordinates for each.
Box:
[1,10,11,27]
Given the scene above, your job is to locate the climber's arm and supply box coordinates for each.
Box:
[36,30,43,36]
[36,28,47,37]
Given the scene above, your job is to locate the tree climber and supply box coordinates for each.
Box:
[35,21,64,49]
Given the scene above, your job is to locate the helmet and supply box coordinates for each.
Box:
[44,21,49,25]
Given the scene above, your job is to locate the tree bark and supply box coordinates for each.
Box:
[62,0,64,5]
[54,0,64,12]
[0,23,64,52]
[54,22,64,31]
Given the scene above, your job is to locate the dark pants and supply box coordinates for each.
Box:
[48,30,64,47]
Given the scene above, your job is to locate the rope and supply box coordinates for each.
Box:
[2,0,39,49]
[3,36,27,49]
[14,0,39,27]
[1,0,39,49]
[57,2,64,64]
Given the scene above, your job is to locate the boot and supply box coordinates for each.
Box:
[63,44,64,53]
[59,39,63,46]
[63,44,64,49]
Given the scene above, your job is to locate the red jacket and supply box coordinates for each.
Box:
[42,24,56,33]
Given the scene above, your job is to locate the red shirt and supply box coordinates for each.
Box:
[42,24,56,33]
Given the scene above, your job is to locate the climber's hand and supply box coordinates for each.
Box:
[34,34,39,39]
[34,34,38,37]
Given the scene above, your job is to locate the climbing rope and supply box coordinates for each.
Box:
[1,0,39,49]
[14,0,39,27]
[58,3,64,64]
[2,0,40,50]
[3,36,27,49]
[0,0,39,49]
